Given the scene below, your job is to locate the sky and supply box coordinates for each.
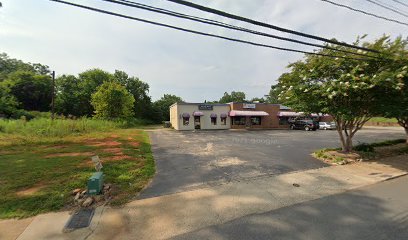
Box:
[0,0,406,102]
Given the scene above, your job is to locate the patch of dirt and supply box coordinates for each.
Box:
[327,151,361,160]
[40,145,67,149]
[313,150,362,165]
[16,184,46,197]
[110,134,119,138]
[106,155,132,161]
[45,152,94,158]
[88,140,122,147]
[102,148,123,155]
[0,151,13,155]
[129,141,140,148]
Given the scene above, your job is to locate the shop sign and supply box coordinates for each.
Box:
[243,103,256,109]
[198,104,213,110]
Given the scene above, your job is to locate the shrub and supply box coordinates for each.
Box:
[353,143,375,152]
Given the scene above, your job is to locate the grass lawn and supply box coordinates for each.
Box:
[0,126,155,219]
[367,117,398,123]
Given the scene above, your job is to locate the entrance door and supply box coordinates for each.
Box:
[194,116,201,129]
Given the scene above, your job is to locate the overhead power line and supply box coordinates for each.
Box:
[164,0,379,53]
[99,0,379,59]
[391,0,408,8]
[364,0,408,19]
[320,0,408,27]
[49,0,372,61]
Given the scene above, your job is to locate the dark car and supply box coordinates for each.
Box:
[290,120,318,131]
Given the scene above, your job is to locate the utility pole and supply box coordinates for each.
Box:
[51,71,55,120]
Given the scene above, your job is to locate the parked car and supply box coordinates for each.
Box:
[319,122,336,130]
[290,120,318,131]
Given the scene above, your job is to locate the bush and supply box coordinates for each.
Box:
[353,139,405,152]
[353,143,375,152]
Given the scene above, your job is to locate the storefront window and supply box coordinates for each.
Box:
[250,117,261,125]
[232,116,246,125]
[279,117,289,125]
[183,117,190,125]
[220,117,227,125]
[211,117,217,125]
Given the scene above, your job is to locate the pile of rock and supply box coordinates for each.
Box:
[72,183,112,208]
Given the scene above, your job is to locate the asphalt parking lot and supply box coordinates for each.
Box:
[140,127,405,199]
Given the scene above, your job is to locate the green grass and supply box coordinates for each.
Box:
[367,117,398,123]
[0,119,155,219]
[0,118,148,146]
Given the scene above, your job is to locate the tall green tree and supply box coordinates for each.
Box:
[266,83,283,104]
[55,74,82,116]
[375,39,408,143]
[278,36,402,152]
[91,81,135,119]
[5,71,52,111]
[219,91,246,103]
[77,69,112,116]
[154,94,183,121]
[0,82,19,117]
[113,70,152,119]
[0,53,49,81]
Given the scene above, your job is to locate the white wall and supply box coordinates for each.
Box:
[173,104,231,130]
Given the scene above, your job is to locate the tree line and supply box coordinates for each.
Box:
[0,53,182,122]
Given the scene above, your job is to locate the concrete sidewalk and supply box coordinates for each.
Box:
[3,160,407,240]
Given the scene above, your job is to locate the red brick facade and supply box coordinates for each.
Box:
[229,103,284,129]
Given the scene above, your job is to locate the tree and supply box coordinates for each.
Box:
[266,83,283,104]
[0,53,49,81]
[5,71,52,111]
[219,91,246,103]
[91,81,135,119]
[154,94,183,121]
[55,74,82,116]
[375,39,408,143]
[113,70,152,119]
[277,36,401,152]
[77,69,112,116]
[250,97,266,103]
[0,82,19,117]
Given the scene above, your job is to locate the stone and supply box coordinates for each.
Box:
[72,188,81,195]
[82,197,94,207]
[94,195,104,202]
[74,192,81,202]
[103,184,111,191]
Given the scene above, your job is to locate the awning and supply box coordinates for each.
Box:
[220,113,228,118]
[277,112,326,117]
[210,113,217,118]
[181,113,190,118]
[277,111,303,117]
[229,110,269,117]
[193,111,204,116]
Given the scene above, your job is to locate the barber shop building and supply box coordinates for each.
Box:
[169,102,331,130]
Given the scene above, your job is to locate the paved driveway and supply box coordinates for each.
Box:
[140,127,405,199]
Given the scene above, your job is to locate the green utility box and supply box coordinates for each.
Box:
[87,172,104,195]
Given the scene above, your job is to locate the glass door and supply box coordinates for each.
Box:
[194,116,201,129]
